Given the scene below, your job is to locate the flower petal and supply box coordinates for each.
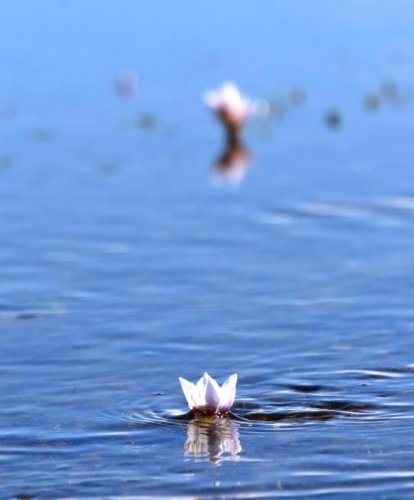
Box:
[193,373,210,407]
[218,373,237,413]
[221,83,242,105]
[203,372,221,410]
[179,377,197,410]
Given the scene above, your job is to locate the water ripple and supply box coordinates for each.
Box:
[258,197,414,229]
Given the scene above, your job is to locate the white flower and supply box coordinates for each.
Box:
[179,372,237,415]
[204,82,255,128]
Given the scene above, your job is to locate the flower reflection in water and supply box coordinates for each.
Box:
[184,413,242,465]
[212,139,251,186]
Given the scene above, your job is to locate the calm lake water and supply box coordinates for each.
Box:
[1,1,414,497]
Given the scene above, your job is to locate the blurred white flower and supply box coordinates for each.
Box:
[115,70,138,97]
[204,82,255,128]
[179,372,237,415]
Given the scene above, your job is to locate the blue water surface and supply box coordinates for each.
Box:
[1,1,414,497]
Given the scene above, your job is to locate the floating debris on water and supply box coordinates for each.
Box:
[32,127,54,142]
[288,87,306,106]
[325,109,342,130]
[115,70,138,97]
[363,79,410,111]
[363,93,381,111]
[98,162,120,176]
[136,113,157,130]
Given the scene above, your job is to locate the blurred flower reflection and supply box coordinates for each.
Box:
[184,414,242,465]
[212,139,251,186]
[115,70,138,97]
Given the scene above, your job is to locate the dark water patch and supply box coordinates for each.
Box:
[309,400,380,410]
[363,79,411,112]
[0,306,67,321]
[364,93,381,111]
[380,79,410,108]
[136,113,157,130]
[232,400,263,411]
[287,383,328,393]
[31,128,54,143]
[242,410,338,422]
[97,161,120,176]
[238,400,381,424]
[15,311,38,320]
[325,109,342,130]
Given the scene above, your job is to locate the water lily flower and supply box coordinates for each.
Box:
[204,82,256,130]
[179,372,237,415]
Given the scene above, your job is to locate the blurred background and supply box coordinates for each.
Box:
[1,1,414,497]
